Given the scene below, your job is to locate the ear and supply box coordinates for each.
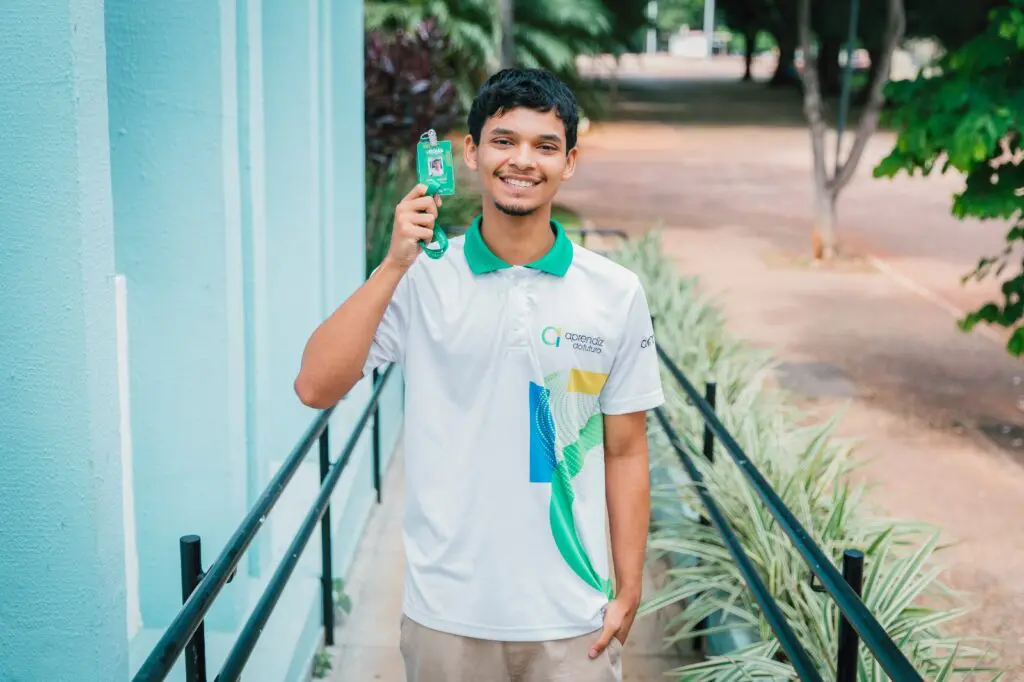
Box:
[463,133,478,171]
[560,146,579,181]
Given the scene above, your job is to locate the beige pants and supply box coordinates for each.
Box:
[399,615,623,682]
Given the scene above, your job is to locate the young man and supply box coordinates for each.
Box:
[295,68,664,681]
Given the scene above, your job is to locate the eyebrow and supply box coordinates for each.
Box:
[490,127,563,144]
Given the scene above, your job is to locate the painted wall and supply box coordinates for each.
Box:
[0,1,128,680]
[0,0,403,680]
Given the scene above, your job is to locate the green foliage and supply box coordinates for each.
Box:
[366,0,616,113]
[656,0,706,34]
[364,18,462,167]
[874,1,1024,356]
[311,650,333,678]
[332,577,353,615]
[366,0,499,110]
[614,232,1003,680]
[365,152,415,275]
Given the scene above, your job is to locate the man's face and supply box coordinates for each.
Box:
[464,107,578,217]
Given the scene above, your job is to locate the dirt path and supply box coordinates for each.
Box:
[566,56,1024,675]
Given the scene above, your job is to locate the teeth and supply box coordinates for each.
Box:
[504,178,535,188]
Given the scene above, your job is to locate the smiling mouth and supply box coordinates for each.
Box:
[500,176,541,190]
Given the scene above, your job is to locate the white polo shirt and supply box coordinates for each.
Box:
[362,216,664,641]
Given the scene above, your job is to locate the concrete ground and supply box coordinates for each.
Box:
[325,447,697,681]
[565,56,1024,674]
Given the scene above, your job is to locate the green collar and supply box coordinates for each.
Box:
[463,215,574,277]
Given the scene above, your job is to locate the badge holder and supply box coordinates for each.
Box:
[415,129,455,259]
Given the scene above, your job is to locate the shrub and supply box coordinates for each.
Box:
[364,18,462,273]
[613,232,1003,681]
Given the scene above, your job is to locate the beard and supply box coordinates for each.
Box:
[493,198,537,217]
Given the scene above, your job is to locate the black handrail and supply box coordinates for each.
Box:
[133,364,395,682]
[655,345,924,681]
[651,407,824,681]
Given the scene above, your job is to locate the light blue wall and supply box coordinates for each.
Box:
[0,0,404,680]
[0,1,128,680]
[105,0,251,631]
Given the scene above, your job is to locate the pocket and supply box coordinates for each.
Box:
[399,614,409,656]
[607,637,623,662]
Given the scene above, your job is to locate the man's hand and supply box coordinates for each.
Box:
[384,183,442,272]
[588,595,639,659]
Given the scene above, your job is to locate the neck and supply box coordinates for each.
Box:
[478,201,554,266]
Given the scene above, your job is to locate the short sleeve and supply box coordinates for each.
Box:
[361,266,414,377]
[600,280,665,415]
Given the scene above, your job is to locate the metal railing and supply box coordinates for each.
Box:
[132,364,396,682]
[566,226,629,255]
[653,344,923,681]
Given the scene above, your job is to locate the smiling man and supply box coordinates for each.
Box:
[294,68,664,682]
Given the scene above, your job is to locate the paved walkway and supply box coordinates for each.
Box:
[326,444,696,681]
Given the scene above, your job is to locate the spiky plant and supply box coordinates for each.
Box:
[613,231,1004,681]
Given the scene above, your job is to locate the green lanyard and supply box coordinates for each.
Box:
[419,183,450,260]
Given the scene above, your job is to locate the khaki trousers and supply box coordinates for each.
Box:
[399,615,623,682]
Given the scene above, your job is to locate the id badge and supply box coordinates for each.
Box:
[416,135,456,196]
[414,130,452,259]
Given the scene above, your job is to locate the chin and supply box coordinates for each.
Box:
[494,200,537,217]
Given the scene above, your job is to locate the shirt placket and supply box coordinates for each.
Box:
[506,268,532,350]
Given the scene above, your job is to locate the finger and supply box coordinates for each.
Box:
[406,196,440,216]
[589,625,615,659]
[406,212,437,228]
[401,183,428,202]
[411,226,435,243]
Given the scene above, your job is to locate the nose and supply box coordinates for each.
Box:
[511,142,536,169]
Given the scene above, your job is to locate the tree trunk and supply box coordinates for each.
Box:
[743,30,756,81]
[819,37,841,96]
[812,184,838,260]
[499,0,516,69]
[770,37,798,87]
[798,0,906,260]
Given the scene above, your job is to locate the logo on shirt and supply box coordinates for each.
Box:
[641,334,656,349]
[541,326,604,354]
[541,326,562,347]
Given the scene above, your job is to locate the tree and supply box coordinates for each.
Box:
[875,0,1024,355]
[656,0,705,35]
[719,0,773,80]
[500,0,516,68]
[363,19,463,272]
[798,0,905,259]
[366,0,613,110]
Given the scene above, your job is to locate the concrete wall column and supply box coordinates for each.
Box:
[104,0,249,631]
[0,0,129,678]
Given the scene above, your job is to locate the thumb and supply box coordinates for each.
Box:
[589,623,615,659]
[402,183,428,202]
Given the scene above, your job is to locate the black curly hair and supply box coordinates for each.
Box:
[467,68,580,153]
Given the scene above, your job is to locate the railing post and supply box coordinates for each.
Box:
[179,535,208,682]
[702,382,717,462]
[319,424,335,646]
[372,367,382,504]
[694,381,717,652]
[836,549,865,682]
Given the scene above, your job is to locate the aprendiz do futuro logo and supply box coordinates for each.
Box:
[541,326,604,354]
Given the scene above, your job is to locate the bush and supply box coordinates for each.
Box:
[613,232,1003,681]
[364,19,462,273]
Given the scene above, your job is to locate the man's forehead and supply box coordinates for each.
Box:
[485,109,565,140]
